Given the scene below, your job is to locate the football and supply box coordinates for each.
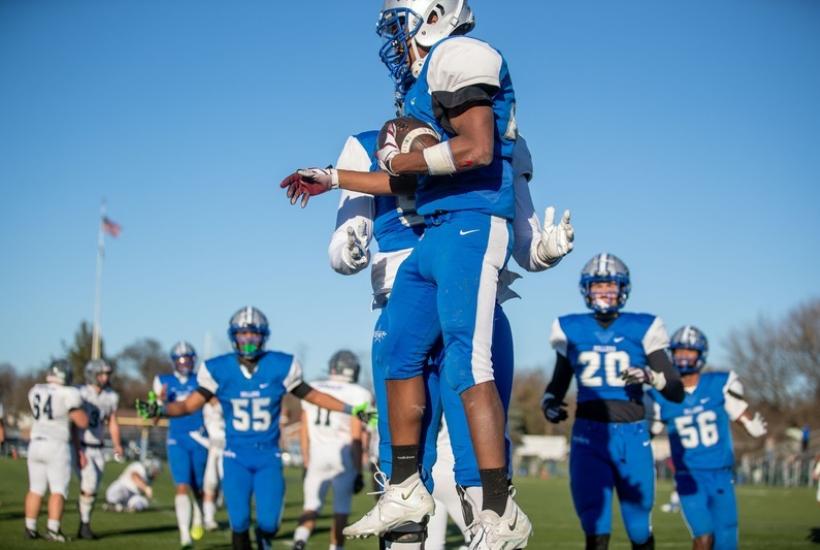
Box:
[378,116,441,153]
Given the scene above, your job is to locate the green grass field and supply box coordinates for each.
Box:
[0,458,816,549]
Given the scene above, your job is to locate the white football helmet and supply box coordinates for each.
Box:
[377,0,475,91]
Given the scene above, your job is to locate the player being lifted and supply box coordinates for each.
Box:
[281,1,572,545]
[76,359,123,540]
[24,360,89,541]
[649,326,767,550]
[292,350,372,550]
[154,342,208,547]
[541,253,684,550]
[137,307,375,550]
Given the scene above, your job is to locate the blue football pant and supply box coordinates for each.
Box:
[569,419,654,543]
[222,446,285,534]
[677,468,738,549]
[382,211,512,394]
[167,433,208,491]
[373,302,515,490]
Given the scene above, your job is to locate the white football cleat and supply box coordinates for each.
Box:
[468,489,532,549]
[343,472,434,539]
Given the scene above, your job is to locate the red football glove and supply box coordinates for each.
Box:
[280,167,339,208]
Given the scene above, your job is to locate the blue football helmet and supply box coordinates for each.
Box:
[170,341,197,376]
[669,325,709,374]
[228,306,270,359]
[579,253,631,314]
[47,359,73,386]
[376,0,475,96]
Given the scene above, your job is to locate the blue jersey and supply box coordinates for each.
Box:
[550,312,669,404]
[402,36,517,219]
[353,131,425,253]
[650,372,739,471]
[196,351,303,448]
[154,373,204,437]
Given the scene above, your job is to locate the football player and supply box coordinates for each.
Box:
[202,397,225,531]
[76,358,123,540]
[137,306,375,550]
[541,253,684,550]
[649,325,767,550]
[321,122,570,547]
[104,459,161,512]
[24,360,89,541]
[292,350,373,550]
[154,341,208,548]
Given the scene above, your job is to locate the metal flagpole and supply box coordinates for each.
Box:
[91,200,106,360]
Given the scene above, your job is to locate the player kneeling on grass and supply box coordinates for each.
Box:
[292,350,372,550]
[649,326,767,550]
[24,359,89,542]
[76,358,124,540]
[104,459,161,512]
[137,306,376,550]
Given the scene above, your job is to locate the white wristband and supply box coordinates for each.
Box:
[330,168,340,189]
[423,141,457,176]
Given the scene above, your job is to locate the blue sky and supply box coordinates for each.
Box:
[1,0,818,382]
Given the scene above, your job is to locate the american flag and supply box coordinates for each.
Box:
[101,216,122,238]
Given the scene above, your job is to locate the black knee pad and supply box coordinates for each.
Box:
[232,530,252,550]
[631,534,655,550]
[586,533,611,550]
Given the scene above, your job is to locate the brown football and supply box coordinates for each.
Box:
[378,116,441,153]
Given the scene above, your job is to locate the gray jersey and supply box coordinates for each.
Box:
[28,383,83,443]
[78,385,119,446]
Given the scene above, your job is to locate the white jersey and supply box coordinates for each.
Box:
[302,378,372,468]
[28,383,82,443]
[115,462,148,493]
[78,384,119,446]
[203,400,225,443]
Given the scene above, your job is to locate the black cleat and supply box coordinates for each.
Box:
[24,527,40,540]
[77,522,98,540]
[44,529,68,542]
[293,541,307,550]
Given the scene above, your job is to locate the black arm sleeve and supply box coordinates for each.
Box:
[290,382,313,399]
[647,350,684,403]
[545,352,574,401]
[195,387,214,401]
[431,84,499,135]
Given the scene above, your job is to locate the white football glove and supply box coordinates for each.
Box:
[342,220,369,270]
[536,207,574,265]
[621,367,667,391]
[376,122,400,176]
[740,412,768,438]
[296,167,339,190]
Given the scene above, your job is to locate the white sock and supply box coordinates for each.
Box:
[25,518,36,530]
[329,545,343,550]
[203,500,216,524]
[47,519,60,533]
[670,490,680,505]
[175,494,192,544]
[192,497,203,528]
[294,525,311,543]
[79,494,95,523]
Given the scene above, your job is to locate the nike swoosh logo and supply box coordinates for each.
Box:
[401,483,417,501]
[508,508,518,530]
[459,229,480,236]
[614,337,624,343]
[259,384,269,389]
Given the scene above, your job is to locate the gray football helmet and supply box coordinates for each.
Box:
[228,306,270,359]
[142,458,162,480]
[47,358,73,386]
[670,325,709,374]
[85,358,113,387]
[329,350,361,383]
[170,341,197,376]
[579,253,631,314]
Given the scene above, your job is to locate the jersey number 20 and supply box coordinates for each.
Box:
[231,398,271,432]
[578,351,630,387]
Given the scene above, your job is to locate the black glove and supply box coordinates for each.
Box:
[541,392,568,424]
[353,472,365,494]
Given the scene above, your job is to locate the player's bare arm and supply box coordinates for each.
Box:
[299,410,310,468]
[108,410,124,458]
[69,407,89,429]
